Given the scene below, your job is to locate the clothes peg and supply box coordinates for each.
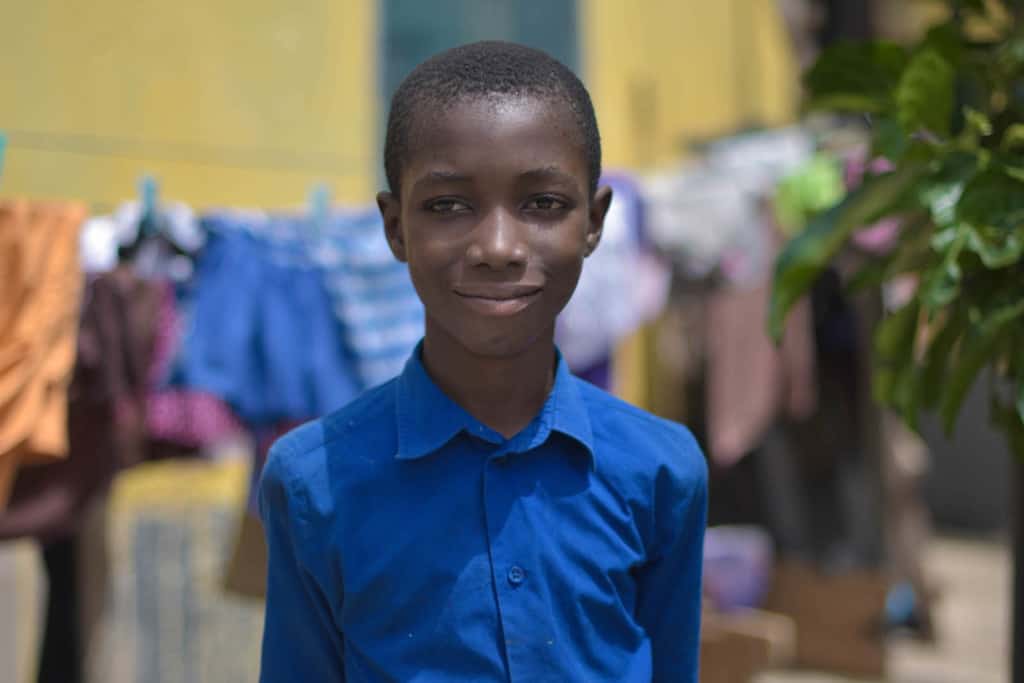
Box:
[138,174,159,237]
[0,132,7,183]
[139,174,158,215]
[308,183,331,237]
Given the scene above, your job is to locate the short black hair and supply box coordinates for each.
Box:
[383,40,602,195]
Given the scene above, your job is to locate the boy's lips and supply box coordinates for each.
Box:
[453,285,542,316]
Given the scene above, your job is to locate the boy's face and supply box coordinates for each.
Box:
[378,95,612,359]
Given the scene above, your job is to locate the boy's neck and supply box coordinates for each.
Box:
[421,324,557,439]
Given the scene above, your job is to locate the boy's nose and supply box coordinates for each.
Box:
[466,209,527,269]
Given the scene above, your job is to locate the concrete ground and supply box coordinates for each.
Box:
[757,536,1011,683]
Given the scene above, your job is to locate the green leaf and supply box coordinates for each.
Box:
[876,299,921,359]
[963,107,993,138]
[921,21,965,67]
[1006,165,1024,182]
[873,300,923,425]
[804,41,908,114]
[920,150,977,225]
[956,166,1024,229]
[896,49,955,137]
[940,299,1024,433]
[921,227,967,310]
[1001,124,1024,151]
[769,165,929,341]
[966,224,1024,268]
[918,310,963,411]
[806,94,891,114]
[870,117,910,161]
[956,0,987,11]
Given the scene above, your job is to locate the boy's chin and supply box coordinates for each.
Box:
[451,325,554,361]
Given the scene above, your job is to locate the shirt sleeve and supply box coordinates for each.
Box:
[258,443,346,682]
[633,431,708,683]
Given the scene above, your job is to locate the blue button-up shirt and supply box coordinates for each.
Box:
[258,344,708,682]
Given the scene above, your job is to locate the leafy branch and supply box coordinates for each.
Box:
[770,1,1024,457]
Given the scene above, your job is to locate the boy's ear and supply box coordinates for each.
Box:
[376,191,407,263]
[584,185,613,257]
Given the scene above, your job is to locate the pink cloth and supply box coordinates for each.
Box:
[145,282,241,448]
[706,219,817,467]
[846,150,902,255]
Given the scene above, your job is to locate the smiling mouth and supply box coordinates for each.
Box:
[453,287,542,316]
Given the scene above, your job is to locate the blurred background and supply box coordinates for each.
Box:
[0,1,1014,682]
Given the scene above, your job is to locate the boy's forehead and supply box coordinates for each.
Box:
[412,92,574,134]
[404,94,586,169]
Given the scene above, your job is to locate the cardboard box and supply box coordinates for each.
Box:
[764,560,888,678]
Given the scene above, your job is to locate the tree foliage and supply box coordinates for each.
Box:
[770,1,1024,457]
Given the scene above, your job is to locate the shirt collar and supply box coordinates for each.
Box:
[394,341,595,467]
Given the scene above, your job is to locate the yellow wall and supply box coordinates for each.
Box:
[0,0,376,208]
[0,0,797,211]
[582,0,798,170]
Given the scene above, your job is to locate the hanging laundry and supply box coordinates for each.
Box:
[79,200,204,279]
[307,208,425,389]
[176,214,361,427]
[145,280,243,449]
[0,200,87,509]
[0,267,160,540]
[643,126,813,286]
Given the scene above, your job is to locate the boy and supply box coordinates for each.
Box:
[259,41,708,682]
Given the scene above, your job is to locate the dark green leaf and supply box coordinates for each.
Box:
[918,310,963,411]
[806,94,891,114]
[896,49,955,137]
[956,0,986,12]
[997,34,1024,73]
[1000,123,1024,151]
[962,107,993,138]
[921,228,967,310]
[919,150,978,225]
[804,41,908,113]
[871,117,910,161]
[940,298,1024,433]
[876,300,921,359]
[921,21,965,67]
[966,224,1024,268]
[769,165,929,341]
[956,166,1024,229]
[1006,164,1024,182]
[873,300,923,425]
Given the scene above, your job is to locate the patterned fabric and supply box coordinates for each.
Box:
[146,281,242,448]
[308,208,424,390]
[177,217,360,427]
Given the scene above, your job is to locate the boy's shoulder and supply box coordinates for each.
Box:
[263,378,399,484]
[572,377,706,483]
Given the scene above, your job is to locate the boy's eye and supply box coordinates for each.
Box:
[524,195,567,211]
[426,198,471,214]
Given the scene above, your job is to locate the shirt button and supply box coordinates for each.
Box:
[507,565,526,587]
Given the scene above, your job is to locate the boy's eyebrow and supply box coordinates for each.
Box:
[411,170,472,191]
[410,166,577,192]
[519,166,575,183]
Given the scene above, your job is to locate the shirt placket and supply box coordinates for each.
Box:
[480,443,524,682]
